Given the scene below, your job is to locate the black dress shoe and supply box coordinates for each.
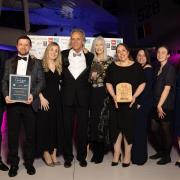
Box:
[122,163,130,167]
[79,160,87,167]
[0,160,9,171]
[8,166,18,177]
[94,159,103,164]
[64,161,72,168]
[111,162,118,166]
[157,157,171,165]
[26,165,36,175]
[175,161,180,166]
[149,153,162,160]
[90,156,96,162]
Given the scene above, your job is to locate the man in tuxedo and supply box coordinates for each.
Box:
[0,57,9,171]
[61,29,94,168]
[1,35,45,177]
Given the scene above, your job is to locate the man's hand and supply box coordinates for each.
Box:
[5,96,15,104]
[24,94,33,104]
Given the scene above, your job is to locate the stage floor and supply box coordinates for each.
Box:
[0,128,180,180]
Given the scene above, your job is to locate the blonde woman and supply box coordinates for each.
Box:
[89,36,113,164]
[37,42,62,166]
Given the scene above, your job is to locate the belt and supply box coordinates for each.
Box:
[92,83,104,88]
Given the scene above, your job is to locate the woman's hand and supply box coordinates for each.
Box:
[157,105,166,119]
[91,72,98,80]
[129,96,136,108]
[40,96,49,111]
[83,47,89,54]
[137,104,141,109]
[113,95,118,109]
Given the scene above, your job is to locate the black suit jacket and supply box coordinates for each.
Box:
[1,55,45,111]
[0,58,5,108]
[61,49,94,106]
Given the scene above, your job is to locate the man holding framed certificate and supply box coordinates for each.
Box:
[1,35,45,177]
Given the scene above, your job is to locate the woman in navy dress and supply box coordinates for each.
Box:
[37,42,62,166]
[132,49,153,165]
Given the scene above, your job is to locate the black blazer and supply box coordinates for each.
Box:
[61,49,94,106]
[0,58,5,108]
[1,55,45,111]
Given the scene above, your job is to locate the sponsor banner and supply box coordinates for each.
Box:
[29,35,123,59]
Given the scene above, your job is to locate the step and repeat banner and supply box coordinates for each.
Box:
[29,35,123,59]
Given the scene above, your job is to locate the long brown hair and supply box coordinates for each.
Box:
[136,48,151,65]
[42,42,62,74]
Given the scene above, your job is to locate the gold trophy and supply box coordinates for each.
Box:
[116,82,132,103]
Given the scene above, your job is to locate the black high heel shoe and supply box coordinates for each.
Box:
[122,163,130,167]
[111,162,119,166]
[42,157,55,167]
[175,161,180,167]
[111,154,121,166]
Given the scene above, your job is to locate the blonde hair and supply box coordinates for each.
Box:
[91,36,107,60]
[42,42,62,74]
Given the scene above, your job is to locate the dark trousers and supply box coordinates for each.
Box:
[7,103,36,167]
[62,102,88,162]
[151,109,173,157]
[91,141,104,161]
[0,107,4,160]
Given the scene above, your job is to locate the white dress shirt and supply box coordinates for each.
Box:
[16,54,29,75]
[68,49,86,79]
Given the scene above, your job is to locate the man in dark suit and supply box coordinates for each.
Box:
[1,35,45,177]
[61,29,94,168]
[0,56,9,171]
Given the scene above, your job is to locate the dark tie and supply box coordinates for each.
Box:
[73,53,81,57]
[17,56,27,61]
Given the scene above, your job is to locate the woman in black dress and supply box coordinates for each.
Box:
[175,64,180,167]
[149,46,176,165]
[106,43,145,167]
[37,42,62,166]
[132,49,153,165]
[89,36,113,164]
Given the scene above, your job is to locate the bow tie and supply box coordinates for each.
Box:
[17,56,27,61]
[73,53,81,57]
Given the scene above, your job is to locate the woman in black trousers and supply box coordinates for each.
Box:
[132,49,153,165]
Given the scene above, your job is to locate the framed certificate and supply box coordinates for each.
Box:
[116,82,132,103]
[9,74,31,102]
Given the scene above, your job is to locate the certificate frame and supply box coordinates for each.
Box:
[9,74,31,102]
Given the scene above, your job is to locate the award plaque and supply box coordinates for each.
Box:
[9,74,31,102]
[116,83,132,103]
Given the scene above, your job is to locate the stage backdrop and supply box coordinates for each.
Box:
[29,35,123,59]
